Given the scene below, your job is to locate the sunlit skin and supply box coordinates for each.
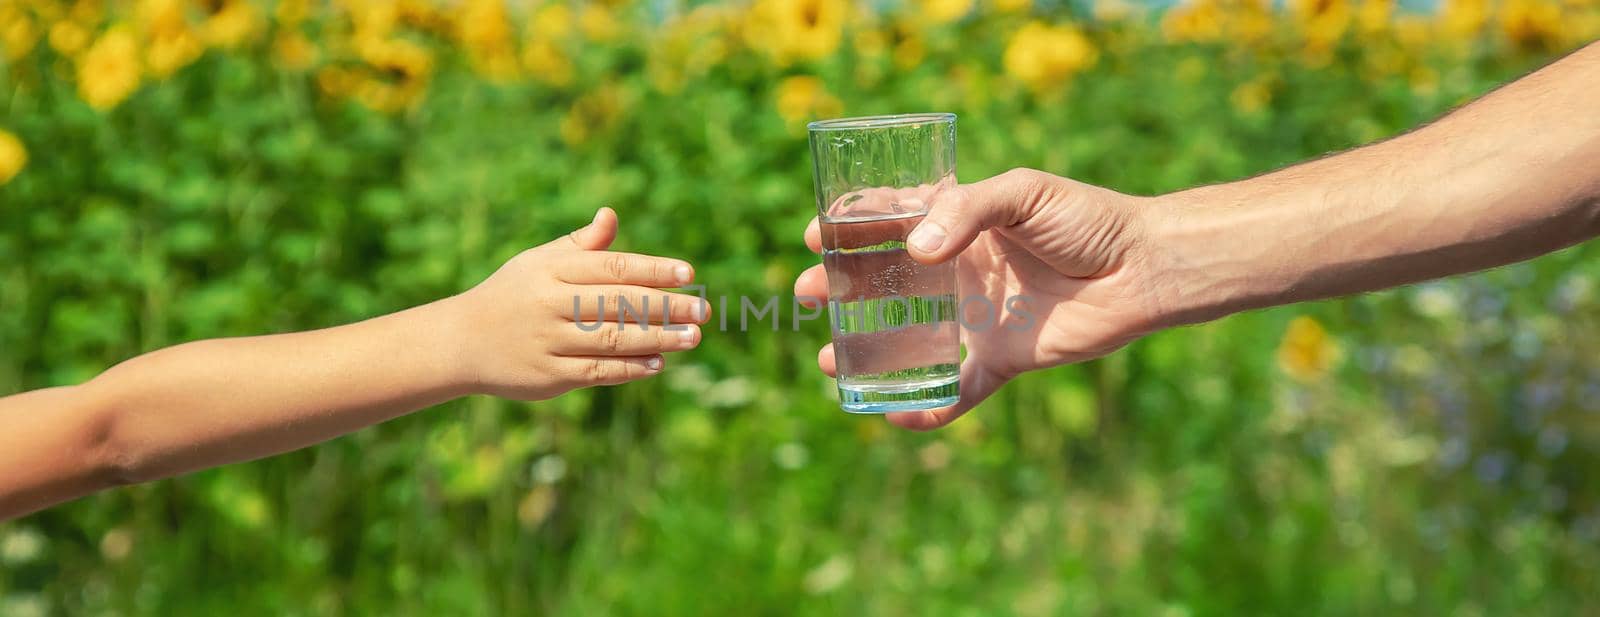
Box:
[798,41,1600,430]
[797,174,1165,430]
[0,209,710,521]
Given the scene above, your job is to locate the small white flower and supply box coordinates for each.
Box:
[1,528,45,565]
[1410,284,1459,319]
[0,593,48,617]
[773,442,809,470]
[666,364,713,392]
[530,454,568,485]
[803,555,853,594]
[706,376,755,408]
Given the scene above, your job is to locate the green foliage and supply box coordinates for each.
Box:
[3,6,1600,615]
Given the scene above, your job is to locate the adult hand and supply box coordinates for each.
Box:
[795,44,1600,431]
[795,169,1172,430]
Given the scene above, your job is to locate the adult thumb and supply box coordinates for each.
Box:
[905,169,1055,265]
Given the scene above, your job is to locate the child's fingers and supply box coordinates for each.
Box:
[563,286,709,324]
[559,355,664,386]
[554,252,694,287]
[553,323,700,356]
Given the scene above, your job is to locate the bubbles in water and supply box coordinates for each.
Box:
[867,262,913,295]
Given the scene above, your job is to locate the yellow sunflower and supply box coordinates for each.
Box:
[1003,21,1097,90]
[523,40,574,87]
[77,25,143,111]
[347,0,399,43]
[1162,0,1224,43]
[397,0,453,34]
[1499,0,1563,51]
[580,5,623,42]
[773,75,842,125]
[1440,0,1489,43]
[1291,0,1353,64]
[48,19,91,56]
[0,129,26,186]
[138,0,203,79]
[459,0,519,80]
[276,0,310,25]
[747,0,847,64]
[1,7,40,61]
[1230,0,1276,47]
[273,30,317,71]
[531,3,574,40]
[919,0,974,25]
[198,0,262,49]
[887,20,927,69]
[316,65,358,98]
[357,37,434,113]
[1277,316,1342,383]
[1230,77,1273,113]
[1354,0,1395,37]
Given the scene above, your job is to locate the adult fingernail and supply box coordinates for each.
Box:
[647,356,662,371]
[678,326,698,345]
[908,222,947,253]
[695,299,709,321]
[674,264,693,285]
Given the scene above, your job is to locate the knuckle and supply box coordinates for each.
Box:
[604,254,630,281]
[543,285,574,314]
[1002,167,1050,195]
[1003,167,1045,184]
[679,296,702,322]
[1003,167,1056,217]
[599,326,624,352]
[583,358,614,382]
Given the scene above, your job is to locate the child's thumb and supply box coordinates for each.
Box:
[539,207,618,252]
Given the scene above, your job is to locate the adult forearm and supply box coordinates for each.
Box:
[1150,42,1600,325]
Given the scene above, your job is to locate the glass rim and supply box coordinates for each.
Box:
[806,113,956,132]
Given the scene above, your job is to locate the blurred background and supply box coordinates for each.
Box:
[2,0,1599,614]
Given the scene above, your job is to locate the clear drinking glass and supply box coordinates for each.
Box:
[807,113,960,413]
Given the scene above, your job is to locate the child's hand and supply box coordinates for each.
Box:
[0,206,705,518]
[443,208,708,400]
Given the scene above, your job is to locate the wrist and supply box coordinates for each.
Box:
[1139,182,1300,327]
[406,296,483,399]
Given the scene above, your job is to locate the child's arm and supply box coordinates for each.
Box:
[0,208,705,521]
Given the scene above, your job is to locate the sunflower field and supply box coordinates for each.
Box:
[2,0,1600,614]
